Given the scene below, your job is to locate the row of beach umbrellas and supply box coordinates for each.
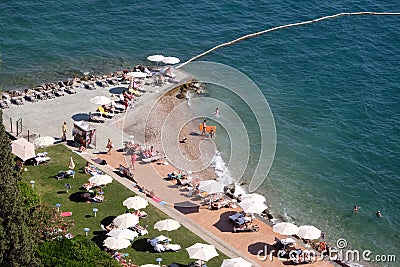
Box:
[273,222,322,240]
[105,196,252,266]
[147,54,180,65]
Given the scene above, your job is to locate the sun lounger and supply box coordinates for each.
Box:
[36,91,47,100]
[148,236,181,252]
[25,93,38,102]
[95,80,108,87]
[45,90,56,98]
[84,82,96,90]
[0,101,9,109]
[89,112,104,123]
[131,224,148,236]
[107,78,119,85]
[61,211,72,217]
[55,88,65,97]
[233,223,260,233]
[98,106,114,118]
[65,87,77,94]
[11,97,24,105]
[82,182,97,191]
[132,210,147,218]
[91,195,104,203]
[54,170,75,180]
[142,155,162,163]
[34,156,51,165]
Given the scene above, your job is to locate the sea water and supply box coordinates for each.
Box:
[1,1,399,265]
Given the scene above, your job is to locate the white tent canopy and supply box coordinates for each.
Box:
[11,138,35,161]
[74,120,96,131]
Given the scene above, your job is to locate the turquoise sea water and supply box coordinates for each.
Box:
[1,1,399,265]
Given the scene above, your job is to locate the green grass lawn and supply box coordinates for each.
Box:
[21,144,227,266]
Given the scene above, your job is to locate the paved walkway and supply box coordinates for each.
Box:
[3,68,191,152]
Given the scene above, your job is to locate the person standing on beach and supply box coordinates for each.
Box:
[201,119,207,136]
[209,129,215,139]
[106,139,113,155]
[131,153,137,170]
[62,122,67,142]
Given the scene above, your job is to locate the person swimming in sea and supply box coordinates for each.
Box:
[353,205,359,212]
[376,210,382,217]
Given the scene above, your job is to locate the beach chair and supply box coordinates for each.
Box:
[89,112,104,123]
[45,90,56,98]
[65,87,77,94]
[36,91,47,100]
[25,93,38,102]
[0,101,9,109]
[98,106,114,118]
[55,88,65,97]
[84,82,96,90]
[11,97,24,105]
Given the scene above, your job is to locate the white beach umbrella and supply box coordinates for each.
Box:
[239,200,268,215]
[107,228,138,240]
[240,193,266,204]
[126,72,148,78]
[221,257,252,267]
[154,219,181,233]
[186,243,219,263]
[11,138,35,161]
[89,96,112,105]
[273,222,299,236]
[88,174,113,186]
[297,225,322,240]
[103,236,131,250]
[113,213,139,229]
[198,180,225,195]
[147,54,164,62]
[123,196,148,210]
[33,136,55,148]
[162,56,180,65]
[68,156,75,169]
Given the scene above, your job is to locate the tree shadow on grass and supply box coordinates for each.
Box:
[91,233,107,248]
[131,238,152,252]
[69,191,93,202]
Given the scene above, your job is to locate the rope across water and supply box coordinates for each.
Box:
[177,12,400,68]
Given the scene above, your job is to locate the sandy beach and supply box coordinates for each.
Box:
[2,68,337,267]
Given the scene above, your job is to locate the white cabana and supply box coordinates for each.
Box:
[11,138,35,161]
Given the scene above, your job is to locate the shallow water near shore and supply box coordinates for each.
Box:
[1,1,400,265]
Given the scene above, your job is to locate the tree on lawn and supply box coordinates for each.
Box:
[0,111,38,266]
